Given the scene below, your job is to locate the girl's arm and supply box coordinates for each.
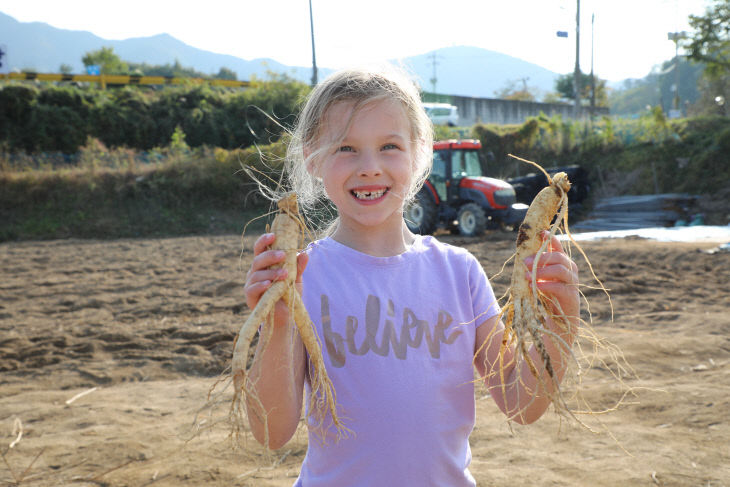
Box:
[475,233,580,424]
[243,233,307,449]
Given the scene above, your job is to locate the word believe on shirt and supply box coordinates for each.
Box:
[318,293,463,367]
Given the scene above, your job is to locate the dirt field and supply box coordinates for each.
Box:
[1,232,728,486]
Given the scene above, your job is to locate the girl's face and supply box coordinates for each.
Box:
[314,98,414,239]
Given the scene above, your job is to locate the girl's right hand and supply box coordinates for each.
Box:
[244,233,308,311]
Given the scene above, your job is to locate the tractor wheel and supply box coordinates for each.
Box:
[457,203,487,237]
[404,191,438,235]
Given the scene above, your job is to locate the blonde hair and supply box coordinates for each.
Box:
[284,64,433,229]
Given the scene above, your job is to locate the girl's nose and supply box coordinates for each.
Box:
[358,150,382,177]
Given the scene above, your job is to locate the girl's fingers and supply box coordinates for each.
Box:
[253,232,276,255]
[524,239,579,285]
[524,252,577,274]
[295,251,309,284]
[244,267,288,309]
[245,232,308,307]
[527,262,578,285]
[248,267,287,284]
[246,234,284,280]
[245,233,289,308]
[535,281,580,324]
[542,230,565,253]
[527,232,581,327]
[244,279,271,306]
[250,249,287,273]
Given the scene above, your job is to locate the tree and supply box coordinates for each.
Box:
[59,64,73,74]
[684,1,730,115]
[542,92,564,104]
[214,67,238,81]
[82,47,128,75]
[494,80,536,101]
[127,60,206,78]
[554,71,608,107]
[169,59,196,78]
[686,0,730,78]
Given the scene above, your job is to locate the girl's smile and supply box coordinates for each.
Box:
[351,186,388,203]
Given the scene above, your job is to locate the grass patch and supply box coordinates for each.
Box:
[2,114,729,242]
[0,141,283,241]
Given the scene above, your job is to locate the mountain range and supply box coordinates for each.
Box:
[0,11,563,99]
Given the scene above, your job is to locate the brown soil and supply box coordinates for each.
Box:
[1,232,728,486]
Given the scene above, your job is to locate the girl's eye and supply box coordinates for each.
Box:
[382,143,399,150]
[337,146,354,153]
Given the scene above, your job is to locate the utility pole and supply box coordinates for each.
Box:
[429,52,439,93]
[520,77,530,93]
[590,12,596,116]
[667,31,687,117]
[309,0,318,86]
[573,0,581,118]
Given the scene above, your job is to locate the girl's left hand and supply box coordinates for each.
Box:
[522,231,580,327]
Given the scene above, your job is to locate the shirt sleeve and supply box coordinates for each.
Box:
[466,252,501,326]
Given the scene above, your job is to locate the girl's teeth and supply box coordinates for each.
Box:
[353,189,386,200]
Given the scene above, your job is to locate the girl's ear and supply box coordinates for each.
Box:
[304,148,321,179]
[412,137,428,170]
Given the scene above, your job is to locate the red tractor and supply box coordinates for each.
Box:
[405,139,528,236]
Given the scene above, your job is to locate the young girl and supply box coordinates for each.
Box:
[243,65,580,486]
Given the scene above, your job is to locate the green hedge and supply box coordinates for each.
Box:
[0,75,310,153]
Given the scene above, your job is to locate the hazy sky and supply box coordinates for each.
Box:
[0,0,712,81]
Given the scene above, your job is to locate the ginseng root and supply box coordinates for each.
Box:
[484,156,635,428]
[510,171,573,382]
[231,193,343,445]
[485,159,578,420]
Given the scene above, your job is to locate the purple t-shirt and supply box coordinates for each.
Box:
[294,235,500,486]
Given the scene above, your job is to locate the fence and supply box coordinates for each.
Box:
[0,72,249,89]
[424,92,609,125]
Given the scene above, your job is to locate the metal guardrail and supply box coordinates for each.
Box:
[0,72,250,88]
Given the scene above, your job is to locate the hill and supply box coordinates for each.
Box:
[0,11,559,98]
[0,11,323,83]
[405,46,560,98]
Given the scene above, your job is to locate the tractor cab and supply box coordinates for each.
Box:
[405,139,528,236]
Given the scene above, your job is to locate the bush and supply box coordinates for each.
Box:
[0,75,310,154]
[471,113,730,195]
[0,85,39,151]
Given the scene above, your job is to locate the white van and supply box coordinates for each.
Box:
[423,103,459,126]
